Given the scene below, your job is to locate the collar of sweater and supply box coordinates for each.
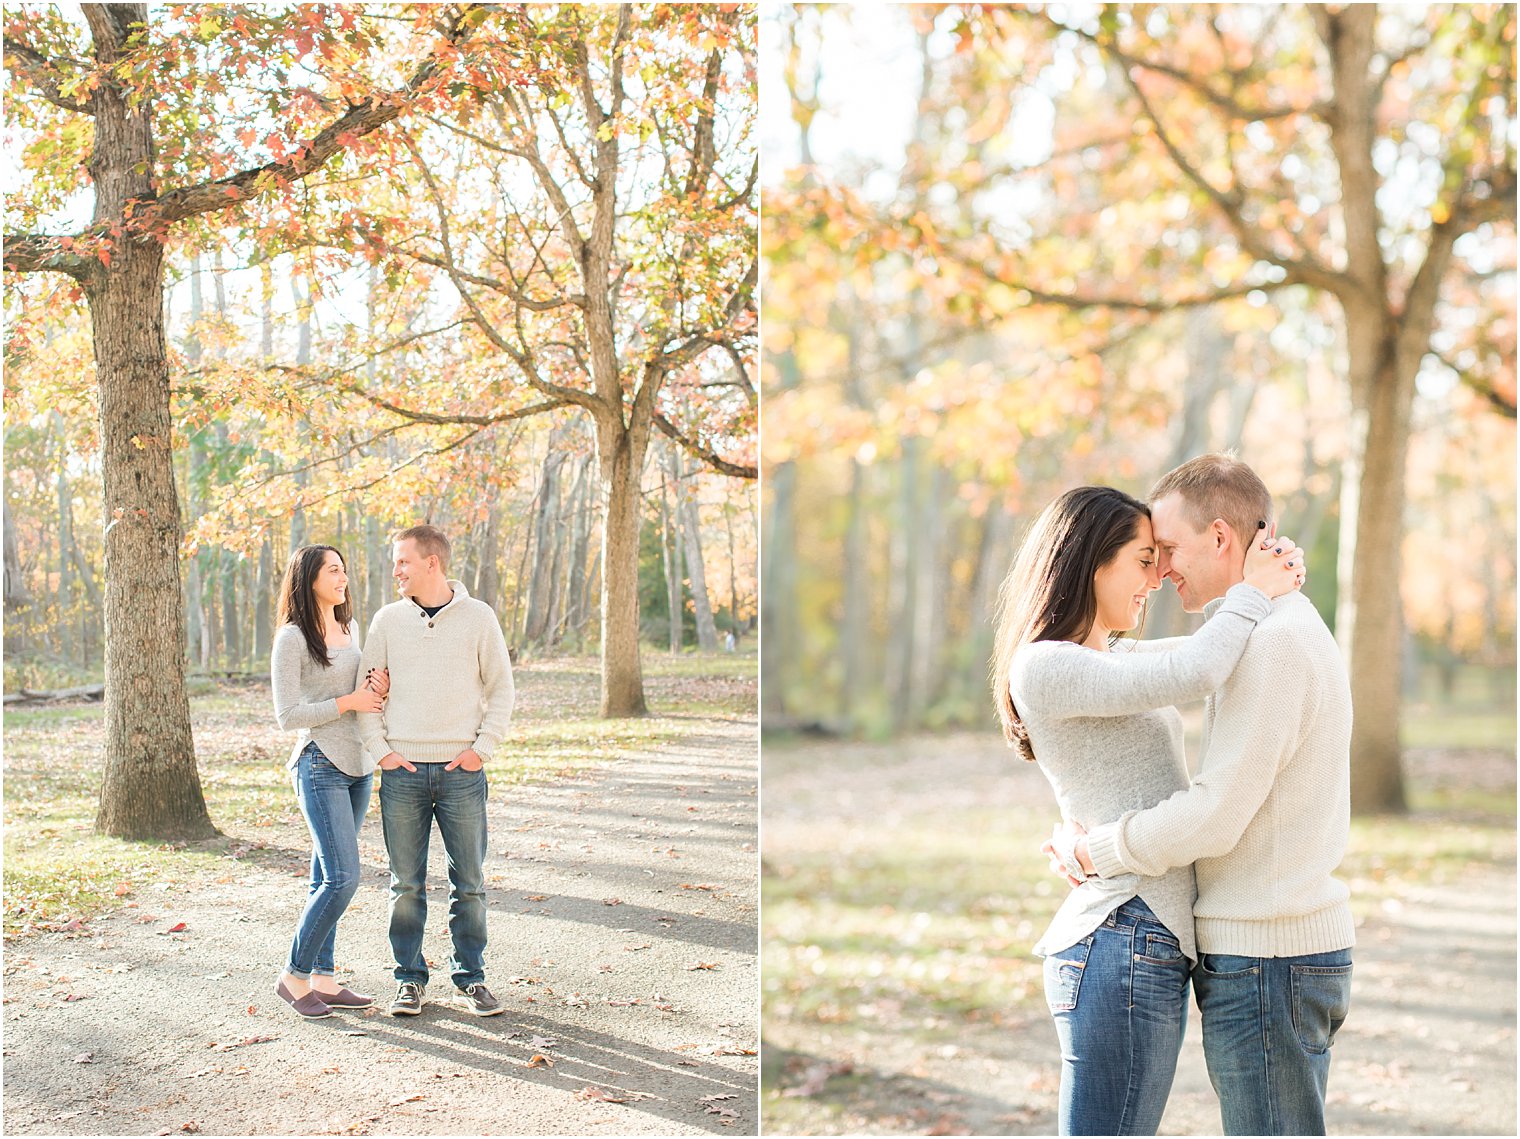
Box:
[407,578,472,617]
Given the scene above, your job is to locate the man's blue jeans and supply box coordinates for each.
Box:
[288,743,372,978]
[1043,897,1190,1135]
[1194,948,1353,1135]
[379,763,489,988]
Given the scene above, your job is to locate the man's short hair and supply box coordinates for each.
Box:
[1149,453,1273,545]
[394,524,451,570]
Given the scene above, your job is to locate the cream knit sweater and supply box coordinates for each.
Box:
[356,580,515,767]
[1084,590,1356,958]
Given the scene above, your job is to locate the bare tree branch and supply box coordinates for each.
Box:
[652,411,755,479]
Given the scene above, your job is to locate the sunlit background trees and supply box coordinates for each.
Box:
[761,2,1515,812]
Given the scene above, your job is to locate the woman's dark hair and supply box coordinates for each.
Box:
[989,486,1149,761]
[276,545,352,667]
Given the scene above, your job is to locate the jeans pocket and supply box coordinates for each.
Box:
[1199,953,1260,978]
[1043,937,1093,1012]
[1135,931,1186,967]
[1291,963,1353,1054]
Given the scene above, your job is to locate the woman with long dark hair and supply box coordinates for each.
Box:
[989,487,1303,1135]
[271,544,389,1019]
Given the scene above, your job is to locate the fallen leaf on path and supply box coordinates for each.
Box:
[60,993,90,1002]
[428,1071,468,1079]
[159,922,187,935]
[71,1052,94,1064]
[598,964,615,973]
[184,1068,218,1079]
[527,1054,553,1068]
[523,894,548,902]
[113,882,132,896]
[246,1005,256,1015]
[212,1035,278,1052]
[602,897,622,906]
[577,1086,628,1103]
[680,883,719,891]
[388,1094,424,1107]
[702,1094,738,1103]
[687,961,719,971]
[624,943,651,952]
[527,1035,557,1050]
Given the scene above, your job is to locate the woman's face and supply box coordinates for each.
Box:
[1092,516,1162,635]
[310,550,348,609]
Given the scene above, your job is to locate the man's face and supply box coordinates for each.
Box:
[1150,493,1232,613]
[392,539,433,598]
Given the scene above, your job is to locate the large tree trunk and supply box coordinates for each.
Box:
[87,3,212,840]
[597,416,650,716]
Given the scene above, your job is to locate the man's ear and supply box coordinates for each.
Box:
[1211,519,1231,555]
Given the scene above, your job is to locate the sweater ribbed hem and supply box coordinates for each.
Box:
[1196,903,1356,958]
[384,739,479,765]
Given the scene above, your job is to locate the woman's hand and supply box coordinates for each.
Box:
[365,667,390,697]
[337,684,385,714]
[1243,533,1306,598]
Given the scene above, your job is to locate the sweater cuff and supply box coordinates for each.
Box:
[1222,581,1273,621]
[365,739,395,767]
[1085,821,1131,879]
[472,735,498,764]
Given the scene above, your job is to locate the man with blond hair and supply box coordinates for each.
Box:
[358,524,514,1017]
[1054,453,1354,1135]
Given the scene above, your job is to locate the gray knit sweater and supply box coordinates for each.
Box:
[1085,590,1356,958]
[271,624,369,777]
[1009,582,1274,962]
[356,580,515,766]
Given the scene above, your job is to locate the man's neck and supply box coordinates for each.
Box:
[409,579,454,609]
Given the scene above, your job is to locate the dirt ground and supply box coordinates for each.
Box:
[3,717,759,1136]
[761,735,1517,1136]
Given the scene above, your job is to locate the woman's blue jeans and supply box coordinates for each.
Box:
[287,743,372,978]
[1043,897,1190,1136]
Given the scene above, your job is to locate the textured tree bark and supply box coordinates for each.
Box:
[596,414,650,716]
[83,4,212,840]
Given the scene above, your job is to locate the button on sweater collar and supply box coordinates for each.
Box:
[409,578,471,619]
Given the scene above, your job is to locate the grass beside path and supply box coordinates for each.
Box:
[3,651,755,937]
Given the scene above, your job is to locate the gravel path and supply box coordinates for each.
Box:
[3,716,758,1136]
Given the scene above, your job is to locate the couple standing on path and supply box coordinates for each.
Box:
[995,454,1355,1136]
[270,524,514,1020]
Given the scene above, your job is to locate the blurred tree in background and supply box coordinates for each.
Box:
[760,2,1515,813]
